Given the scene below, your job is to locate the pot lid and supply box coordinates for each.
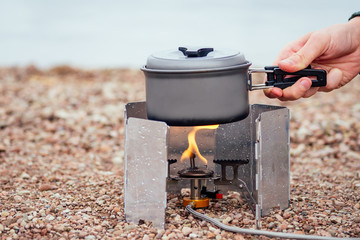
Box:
[144,46,248,71]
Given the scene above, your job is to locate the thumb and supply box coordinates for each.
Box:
[279,33,328,72]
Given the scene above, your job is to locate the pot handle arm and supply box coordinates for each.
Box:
[249,65,327,90]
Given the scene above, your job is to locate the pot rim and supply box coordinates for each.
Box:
[141,62,252,74]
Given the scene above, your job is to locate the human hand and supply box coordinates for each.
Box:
[264,17,360,100]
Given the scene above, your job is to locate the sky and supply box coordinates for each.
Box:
[0,0,357,68]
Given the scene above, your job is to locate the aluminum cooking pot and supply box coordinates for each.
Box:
[141,47,326,126]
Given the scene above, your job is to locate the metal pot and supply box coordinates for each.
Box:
[141,47,326,126]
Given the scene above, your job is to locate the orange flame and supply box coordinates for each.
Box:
[180,124,219,164]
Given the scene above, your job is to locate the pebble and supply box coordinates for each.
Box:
[330,216,342,224]
[168,232,176,239]
[85,235,96,240]
[80,231,91,238]
[1,211,10,217]
[268,222,275,229]
[124,224,137,231]
[182,226,192,236]
[189,233,199,238]
[20,172,30,179]
[39,184,58,191]
[53,224,65,232]
[94,225,102,232]
[275,214,284,222]
[45,215,55,221]
[303,224,314,232]
[209,226,217,233]
[207,232,216,239]
[283,212,291,219]
[333,200,346,207]
[0,68,359,240]
[14,195,22,202]
[113,230,122,236]
[222,216,232,224]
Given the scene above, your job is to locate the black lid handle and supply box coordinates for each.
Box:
[178,47,214,57]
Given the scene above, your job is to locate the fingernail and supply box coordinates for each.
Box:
[300,79,311,90]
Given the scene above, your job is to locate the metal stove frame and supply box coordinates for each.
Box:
[124,102,290,229]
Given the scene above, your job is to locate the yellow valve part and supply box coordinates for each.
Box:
[182,197,209,209]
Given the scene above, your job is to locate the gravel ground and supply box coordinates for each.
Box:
[0,66,359,240]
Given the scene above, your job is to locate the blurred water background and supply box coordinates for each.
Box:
[0,0,357,68]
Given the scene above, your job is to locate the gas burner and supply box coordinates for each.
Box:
[177,153,216,208]
[178,167,214,178]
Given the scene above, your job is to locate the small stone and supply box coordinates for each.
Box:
[0,224,4,231]
[53,224,65,232]
[1,211,10,217]
[113,207,120,213]
[124,224,136,231]
[354,217,360,223]
[283,212,291,219]
[168,232,176,239]
[113,230,122,236]
[268,222,275,229]
[45,215,55,221]
[234,235,246,240]
[206,232,216,239]
[94,225,102,232]
[182,226,192,236]
[209,226,217,233]
[85,235,96,240]
[303,224,313,232]
[189,233,199,238]
[83,207,92,212]
[333,200,345,207]
[222,216,232,224]
[79,231,88,238]
[330,216,342,224]
[14,195,22,202]
[142,234,150,240]
[0,145,6,152]
[39,184,57,191]
[216,235,222,240]
[275,214,284,222]
[279,223,287,230]
[20,172,30,179]
[156,229,165,238]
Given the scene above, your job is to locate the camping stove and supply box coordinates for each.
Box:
[124,102,290,229]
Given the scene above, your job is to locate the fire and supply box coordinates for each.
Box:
[180,124,219,164]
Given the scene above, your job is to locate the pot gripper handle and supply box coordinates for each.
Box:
[264,65,327,89]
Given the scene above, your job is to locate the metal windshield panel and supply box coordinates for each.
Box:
[256,106,290,216]
[124,114,169,229]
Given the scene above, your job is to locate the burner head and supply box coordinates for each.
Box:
[178,167,214,178]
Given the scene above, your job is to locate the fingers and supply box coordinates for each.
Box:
[263,88,283,98]
[319,68,343,92]
[264,68,343,100]
[278,77,313,101]
[278,32,329,72]
[273,33,312,65]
